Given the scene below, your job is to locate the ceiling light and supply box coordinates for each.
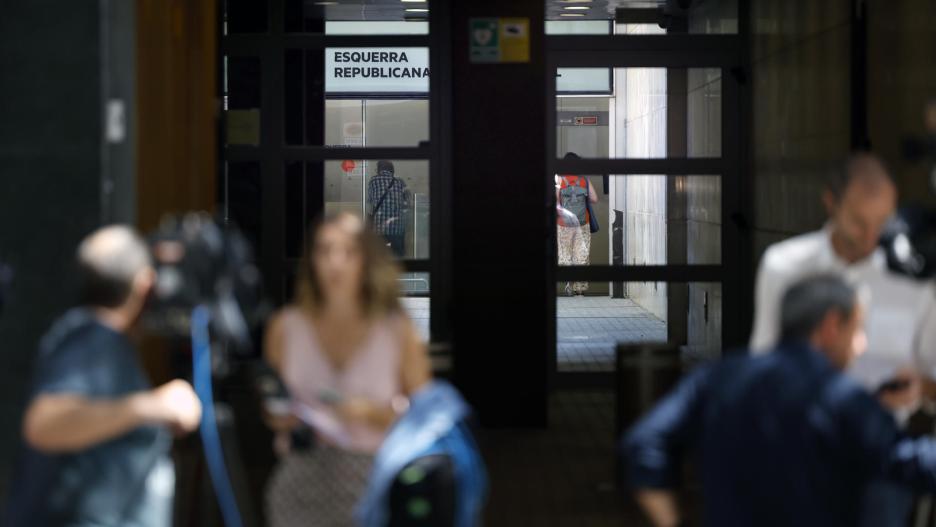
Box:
[405,8,429,12]
[563,6,590,9]
[560,0,593,3]
[560,13,586,17]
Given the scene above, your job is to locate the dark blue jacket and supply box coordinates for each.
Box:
[623,343,936,527]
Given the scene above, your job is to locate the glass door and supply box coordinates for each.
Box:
[222,0,447,346]
[547,28,746,387]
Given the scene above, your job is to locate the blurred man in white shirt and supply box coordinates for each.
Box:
[750,152,936,526]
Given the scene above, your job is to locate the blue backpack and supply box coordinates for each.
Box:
[357,381,488,527]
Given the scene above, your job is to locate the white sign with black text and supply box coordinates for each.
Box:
[326,48,430,94]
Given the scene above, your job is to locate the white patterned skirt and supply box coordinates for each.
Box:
[266,446,374,527]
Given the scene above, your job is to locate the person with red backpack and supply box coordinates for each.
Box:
[556,152,599,296]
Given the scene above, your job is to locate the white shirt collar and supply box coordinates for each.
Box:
[819,222,887,272]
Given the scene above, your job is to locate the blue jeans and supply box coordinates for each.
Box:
[861,479,914,527]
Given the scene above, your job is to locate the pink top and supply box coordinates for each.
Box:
[279,307,403,454]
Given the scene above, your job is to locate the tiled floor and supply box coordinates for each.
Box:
[404,295,667,372]
[478,389,652,527]
[558,296,667,372]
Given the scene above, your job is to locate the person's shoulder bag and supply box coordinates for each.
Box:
[584,179,599,233]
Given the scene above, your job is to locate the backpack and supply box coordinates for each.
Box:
[357,382,488,527]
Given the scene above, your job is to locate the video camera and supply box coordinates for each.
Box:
[880,99,936,281]
[143,213,267,353]
[881,207,936,280]
[140,213,269,527]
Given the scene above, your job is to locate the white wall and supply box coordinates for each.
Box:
[610,25,669,320]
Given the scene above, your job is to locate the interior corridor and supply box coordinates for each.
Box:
[557,296,666,372]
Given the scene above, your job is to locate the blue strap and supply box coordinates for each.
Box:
[191,306,243,527]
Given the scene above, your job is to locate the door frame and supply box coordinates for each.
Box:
[220,0,453,356]
[546,32,749,387]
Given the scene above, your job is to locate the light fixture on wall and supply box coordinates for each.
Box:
[563,6,591,10]
[405,8,429,12]
[559,13,586,17]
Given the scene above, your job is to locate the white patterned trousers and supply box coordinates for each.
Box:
[558,224,591,293]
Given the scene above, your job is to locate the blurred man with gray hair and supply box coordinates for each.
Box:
[750,152,936,526]
[624,274,936,527]
[4,226,202,527]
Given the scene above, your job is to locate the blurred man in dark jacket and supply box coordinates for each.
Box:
[623,274,936,527]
